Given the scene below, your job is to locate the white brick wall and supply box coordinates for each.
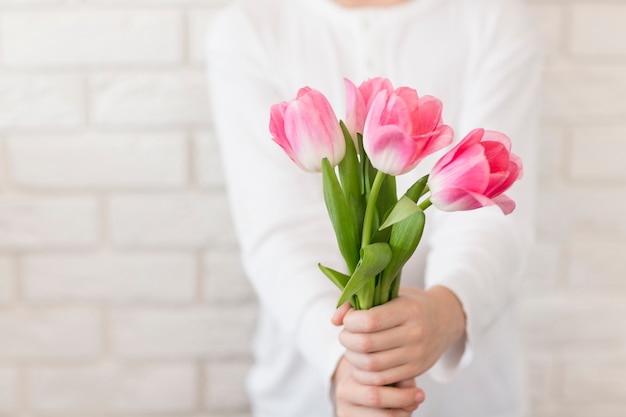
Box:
[0,1,624,416]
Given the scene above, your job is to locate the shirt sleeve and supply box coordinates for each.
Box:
[206,7,345,397]
[425,0,544,382]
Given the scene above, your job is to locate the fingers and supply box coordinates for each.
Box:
[332,301,352,326]
[336,404,414,417]
[336,379,422,413]
[342,297,412,333]
[351,363,420,387]
[343,347,409,373]
[339,323,416,353]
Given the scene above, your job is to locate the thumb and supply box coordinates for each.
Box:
[331,301,352,326]
[395,378,426,411]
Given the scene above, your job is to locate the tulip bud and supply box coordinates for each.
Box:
[270,87,345,172]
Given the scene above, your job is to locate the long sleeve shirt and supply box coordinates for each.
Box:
[206,0,543,416]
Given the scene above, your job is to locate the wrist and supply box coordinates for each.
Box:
[426,285,467,346]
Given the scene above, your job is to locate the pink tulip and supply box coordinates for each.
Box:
[270,87,345,172]
[428,128,523,215]
[345,78,394,138]
[362,87,454,176]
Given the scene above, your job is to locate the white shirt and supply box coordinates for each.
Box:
[206,0,543,416]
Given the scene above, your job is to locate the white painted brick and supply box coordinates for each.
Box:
[90,71,211,127]
[204,249,255,303]
[109,192,236,248]
[87,0,227,4]
[189,9,221,65]
[206,359,251,412]
[1,10,183,67]
[520,295,626,354]
[0,75,83,129]
[533,403,626,417]
[563,357,626,402]
[111,306,256,358]
[569,127,626,181]
[8,133,188,189]
[22,253,196,304]
[0,368,17,413]
[0,197,98,249]
[0,139,6,188]
[194,131,225,187]
[543,64,626,123]
[0,309,101,359]
[0,257,16,304]
[521,240,560,296]
[537,186,626,239]
[567,241,626,290]
[27,362,196,414]
[524,356,555,406]
[528,4,563,58]
[570,5,626,57]
[537,126,564,182]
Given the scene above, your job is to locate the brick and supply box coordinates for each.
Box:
[109,192,236,248]
[537,126,564,182]
[206,359,251,412]
[0,368,17,413]
[543,64,626,124]
[90,71,211,127]
[0,197,98,249]
[532,403,626,417]
[193,131,225,187]
[520,295,626,354]
[204,250,255,303]
[86,0,227,4]
[537,186,626,239]
[528,4,563,58]
[0,257,16,304]
[8,133,188,189]
[1,10,183,67]
[189,9,221,65]
[521,240,561,296]
[524,356,555,405]
[563,357,626,402]
[569,127,626,181]
[567,241,626,290]
[0,309,100,359]
[0,75,83,129]
[0,139,6,188]
[27,363,196,414]
[570,5,626,57]
[111,306,256,358]
[22,253,196,304]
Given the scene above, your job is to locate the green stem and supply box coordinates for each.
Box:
[419,197,432,211]
[361,170,386,248]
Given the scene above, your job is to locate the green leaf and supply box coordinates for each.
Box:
[379,210,426,301]
[404,174,429,203]
[376,174,397,225]
[318,263,350,290]
[337,242,392,307]
[379,196,422,230]
[338,121,361,202]
[322,158,360,272]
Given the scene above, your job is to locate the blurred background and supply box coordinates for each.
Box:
[0,0,624,416]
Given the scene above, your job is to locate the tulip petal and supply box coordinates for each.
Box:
[412,95,444,136]
[429,144,490,193]
[432,128,484,173]
[365,124,415,175]
[344,78,367,136]
[431,187,495,212]
[492,194,516,214]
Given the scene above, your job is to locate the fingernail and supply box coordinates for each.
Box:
[415,391,425,403]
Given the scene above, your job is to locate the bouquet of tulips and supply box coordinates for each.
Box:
[270,78,522,310]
